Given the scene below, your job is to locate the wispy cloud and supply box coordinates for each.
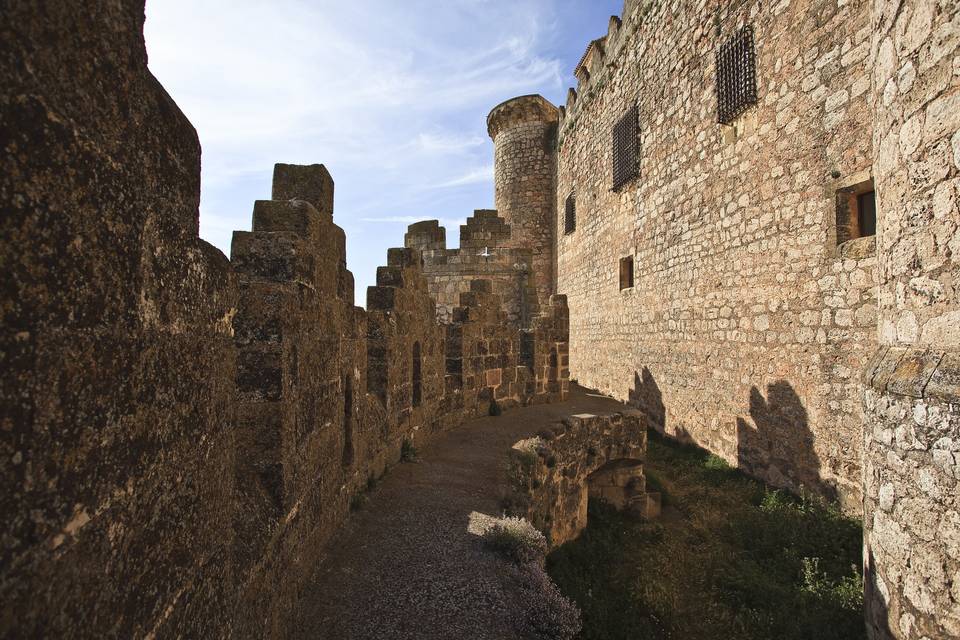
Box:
[359,216,464,226]
[143,0,585,302]
[429,165,495,189]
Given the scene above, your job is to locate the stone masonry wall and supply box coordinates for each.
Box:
[445,280,570,418]
[230,165,378,637]
[1,2,237,636]
[863,0,960,638]
[555,0,878,511]
[406,215,539,326]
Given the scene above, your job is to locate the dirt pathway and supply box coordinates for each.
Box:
[291,385,626,640]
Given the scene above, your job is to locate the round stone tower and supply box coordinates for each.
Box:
[487,95,560,309]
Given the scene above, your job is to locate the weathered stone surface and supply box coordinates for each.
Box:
[864,0,960,636]
[0,1,237,637]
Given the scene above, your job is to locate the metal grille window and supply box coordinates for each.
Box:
[612,105,639,191]
[564,193,576,235]
[716,25,757,124]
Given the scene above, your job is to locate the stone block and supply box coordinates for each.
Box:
[886,348,943,398]
[926,352,960,403]
[272,163,334,218]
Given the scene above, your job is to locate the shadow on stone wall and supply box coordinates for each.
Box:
[736,381,837,502]
[865,549,894,640]
[628,368,665,432]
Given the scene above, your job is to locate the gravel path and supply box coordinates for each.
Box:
[291,385,626,640]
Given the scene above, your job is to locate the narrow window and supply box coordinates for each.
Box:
[612,105,639,191]
[619,256,634,290]
[520,332,535,371]
[412,341,422,407]
[564,193,576,235]
[835,177,876,244]
[342,374,354,466]
[716,25,757,124]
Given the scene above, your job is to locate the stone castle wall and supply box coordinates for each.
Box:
[0,3,569,637]
[1,2,238,636]
[863,0,960,638]
[405,215,539,326]
[552,0,878,511]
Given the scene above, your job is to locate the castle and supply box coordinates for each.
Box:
[1,1,957,639]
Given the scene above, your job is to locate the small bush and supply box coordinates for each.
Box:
[400,438,418,462]
[349,493,366,511]
[482,516,548,565]
[504,562,582,640]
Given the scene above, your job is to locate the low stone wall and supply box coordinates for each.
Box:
[505,411,648,547]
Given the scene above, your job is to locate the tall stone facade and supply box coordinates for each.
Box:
[551,0,878,513]
[863,1,960,638]
[501,0,957,638]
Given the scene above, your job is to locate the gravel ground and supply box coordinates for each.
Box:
[291,385,626,640]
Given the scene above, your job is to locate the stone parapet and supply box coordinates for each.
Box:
[505,411,649,547]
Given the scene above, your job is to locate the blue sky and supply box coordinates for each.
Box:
[145,0,621,304]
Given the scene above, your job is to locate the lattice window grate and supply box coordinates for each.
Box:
[564,193,576,234]
[716,25,757,124]
[612,105,639,192]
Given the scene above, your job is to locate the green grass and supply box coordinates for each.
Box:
[546,430,865,640]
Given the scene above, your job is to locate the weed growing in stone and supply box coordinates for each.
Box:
[481,516,548,565]
[400,439,418,462]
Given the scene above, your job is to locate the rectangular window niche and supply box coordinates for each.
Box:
[835,174,876,246]
[564,193,576,235]
[619,256,634,290]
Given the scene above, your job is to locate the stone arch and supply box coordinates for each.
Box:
[586,458,646,511]
[506,411,655,547]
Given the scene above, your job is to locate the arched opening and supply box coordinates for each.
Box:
[342,374,354,467]
[585,459,655,521]
[412,341,422,408]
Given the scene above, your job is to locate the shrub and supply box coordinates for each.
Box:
[400,438,418,462]
[482,516,548,565]
[504,562,582,640]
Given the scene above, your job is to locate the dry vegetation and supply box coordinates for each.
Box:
[547,430,865,640]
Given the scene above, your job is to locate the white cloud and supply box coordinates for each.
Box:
[429,165,495,189]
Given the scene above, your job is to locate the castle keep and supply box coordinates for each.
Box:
[1,1,958,639]
[542,1,958,638]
